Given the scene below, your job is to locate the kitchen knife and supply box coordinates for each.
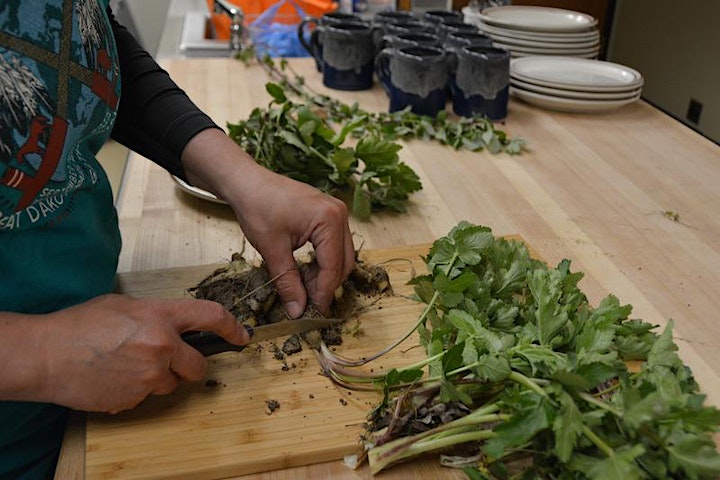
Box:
[181,316,343,356]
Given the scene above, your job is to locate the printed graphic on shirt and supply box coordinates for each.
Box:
[0,0,120,231]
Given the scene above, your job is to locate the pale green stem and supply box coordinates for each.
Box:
[578,392,623,417]
[582,425,614,458]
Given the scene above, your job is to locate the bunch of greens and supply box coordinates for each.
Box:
[315,222,720,478]
[227,83,421,219]
[244,55,526,155]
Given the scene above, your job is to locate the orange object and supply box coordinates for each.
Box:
[206,0,337,40]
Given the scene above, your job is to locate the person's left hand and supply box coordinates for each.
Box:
[181,128,356,318]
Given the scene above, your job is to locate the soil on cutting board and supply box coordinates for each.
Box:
[188,251,393,352]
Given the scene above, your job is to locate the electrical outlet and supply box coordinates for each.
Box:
[686,98,703,125]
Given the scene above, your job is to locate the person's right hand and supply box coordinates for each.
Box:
[0,294,249,414]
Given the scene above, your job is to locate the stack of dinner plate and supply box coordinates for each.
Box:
[509,56,644,113]
[462,5,600,59]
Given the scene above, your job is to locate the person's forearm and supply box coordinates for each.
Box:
[181,128,265,204]
[0,312,49,403]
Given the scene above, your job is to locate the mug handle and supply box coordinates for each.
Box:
[297,16,319,55]
[446,49,459,74]
[445,50,459,97]
[379,34,394,51]
[309,28,324,67]
[374,48,395,95]
[371,25,386,56]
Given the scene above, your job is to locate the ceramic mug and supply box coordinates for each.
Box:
[382,19,436,36]
[449,46,510,120]
[298,12,367,71]
[422,9,464,27]
[310,22,377,90]
[436,19,479,43]
[375,45,449,117]
[372,10,417,27]
[444,31,493,51]
[380,31,441,50]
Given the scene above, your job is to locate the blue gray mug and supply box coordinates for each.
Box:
[375,45,449,117]
[380,31,441,50]
[422,9,464,27]
[310,22,377,91]
[298,13,368,72]
[449,46,510,120]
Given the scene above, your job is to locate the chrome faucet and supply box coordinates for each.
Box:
[213,0,245,52]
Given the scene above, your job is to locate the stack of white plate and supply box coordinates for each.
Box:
[509,56,644,113]
[462,5,600,59]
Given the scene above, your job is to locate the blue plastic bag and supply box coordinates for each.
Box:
[249,0,310,57]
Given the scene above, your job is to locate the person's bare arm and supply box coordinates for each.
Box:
[0,295,249,413]
[181,128,356,318]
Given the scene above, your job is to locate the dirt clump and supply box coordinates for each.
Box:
[189,252,393,352]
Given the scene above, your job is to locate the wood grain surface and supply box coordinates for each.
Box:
[56,57,720,479]
[87,245,435,479]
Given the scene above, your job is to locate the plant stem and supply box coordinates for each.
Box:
[369,427,497,475]
[581,425,615,458]
[508,371,549,399]
[578,391,623,417]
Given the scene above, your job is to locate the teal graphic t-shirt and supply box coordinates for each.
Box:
[0,0,122,477]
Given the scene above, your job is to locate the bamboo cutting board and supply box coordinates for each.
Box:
[86,243,451,479]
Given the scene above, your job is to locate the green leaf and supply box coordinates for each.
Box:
[384,367,423,387]
[484,393,552,459]
[472,353,510,382]
[265,82,287,103]
[551,369,593,391]
[328,148,355,183]
[511,343,567,377]
[529,269,569,345]
[442,342,466,375]
[278,130,311,154]
[647,320,682,369]
[462,467,490,480]
[455,227,494,266]
[440,379,473,405]
[587,445,646,480]
[552,390,584,462]
[667,433,720,476]
[623,391,669,430]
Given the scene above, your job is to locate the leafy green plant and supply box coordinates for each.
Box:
[227,83,421,219]
[251,55,526,155]
[227,55,526,219]
[315,222,720,478]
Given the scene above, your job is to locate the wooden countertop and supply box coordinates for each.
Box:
[56,57,720,479]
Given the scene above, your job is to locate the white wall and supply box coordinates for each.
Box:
[116,0,172,56]
[607,0,720,143]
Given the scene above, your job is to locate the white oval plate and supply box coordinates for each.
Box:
[510,50,598,60]
[511,56,643,92]
[511,77,642,100]
[493,41,600,56]
[172,175,228,204]
[485,31,600,49]
[511,86,641,113]
[469,18,600,42]
[478,6,598,33]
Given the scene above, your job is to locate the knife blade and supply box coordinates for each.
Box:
[181,316,343,356]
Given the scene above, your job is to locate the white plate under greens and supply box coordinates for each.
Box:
[478,6,597,33]
[172,175,227,204]
[510,56,644,92]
